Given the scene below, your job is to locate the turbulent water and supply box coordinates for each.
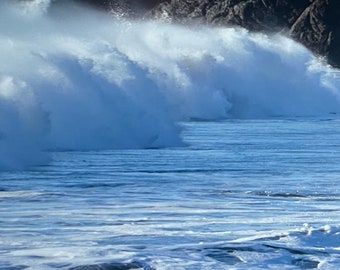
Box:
[1,0,340,170]
[0,0,340,269]
[1,119,340,269]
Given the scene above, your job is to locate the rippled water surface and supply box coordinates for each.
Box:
[1,119,340,269]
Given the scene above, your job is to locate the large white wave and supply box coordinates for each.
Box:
[0,0,339,170]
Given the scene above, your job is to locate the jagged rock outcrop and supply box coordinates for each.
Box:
[70,0,340,68]
[289,0,340,68]
[151,0,340,68]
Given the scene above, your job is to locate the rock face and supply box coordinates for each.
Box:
[289,0,340,68]
[71,0,340,68]
[151,0,340,68]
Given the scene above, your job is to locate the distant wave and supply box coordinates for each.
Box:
[0,0,339,170]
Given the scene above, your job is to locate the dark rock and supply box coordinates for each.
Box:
[150,0,340,69]
[150,0,310,29]
[54,0,340,68]
[289,0,340,68]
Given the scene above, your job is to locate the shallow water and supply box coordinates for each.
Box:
[1,119,340,269]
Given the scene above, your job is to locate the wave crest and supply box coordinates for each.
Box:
[1,1,340,170]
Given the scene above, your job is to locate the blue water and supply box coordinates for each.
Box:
[1,1,340,269]
[1,119,340,269]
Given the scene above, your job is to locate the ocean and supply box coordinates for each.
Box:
[0,1,340,269]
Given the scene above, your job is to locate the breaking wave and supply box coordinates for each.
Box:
[0,0,340,170]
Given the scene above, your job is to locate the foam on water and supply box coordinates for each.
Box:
[1,117,340,269]
[1,0,340,170]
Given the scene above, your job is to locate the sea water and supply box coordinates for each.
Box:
[1,119,340,269]
[0,0,340,269]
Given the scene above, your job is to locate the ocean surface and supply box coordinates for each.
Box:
[1,119,340,270]
[1,0,340,269]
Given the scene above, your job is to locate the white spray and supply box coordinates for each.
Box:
[0,0,339,170]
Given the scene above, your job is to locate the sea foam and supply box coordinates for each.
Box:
[0,0,339,170]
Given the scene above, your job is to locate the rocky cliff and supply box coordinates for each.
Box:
[151,0,340,69]
[75,0,340,68]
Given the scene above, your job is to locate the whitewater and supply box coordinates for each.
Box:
[1,0,340,269]
[1,0,339,170]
